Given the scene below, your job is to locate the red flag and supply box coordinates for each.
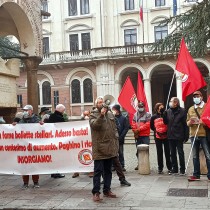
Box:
[139,0,143,22]
[137,72,149,111]
[176,38,206,101]
[201,96,210,128]
[118,76,138,123]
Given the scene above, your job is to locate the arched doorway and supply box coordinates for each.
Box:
[151,64,176,112]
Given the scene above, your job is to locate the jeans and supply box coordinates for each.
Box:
[92,158,112,195]
[169,139,185,173]
[119,144,125,168]
[190,136,210,179]
[155,139,172,171]
[113,156,125,181]
[135,136,150,158]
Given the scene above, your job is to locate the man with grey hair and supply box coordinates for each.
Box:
[89,96,118,201]
[163,97,188,175]
[48,104,66,178]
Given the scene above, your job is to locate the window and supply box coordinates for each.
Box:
[68,0,89,16]
[43,37,50,54]
[80,0,89,15]
[83,78,93,103]
[69,34,79,51]
[53,91,59,108]
[42,81,51,105]
[81,33,91,50]
[69,33,91,51]
[68,0,77,16]
[155,0,165,7]
[125,0,134,10]
[41,0,49,19]
[71,79,81,103]
[154,25,168,41]
[124,29,137,45]
[17,95,22,107]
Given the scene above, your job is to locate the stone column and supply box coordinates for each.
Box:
[176,73,184,107]
[23,56,42,115]
[137,144,150,175]
[143,79,152,113]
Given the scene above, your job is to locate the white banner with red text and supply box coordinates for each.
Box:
[0,121,93,175]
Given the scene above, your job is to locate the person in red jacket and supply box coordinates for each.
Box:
[132,101,151,170]
[150,103,172,174]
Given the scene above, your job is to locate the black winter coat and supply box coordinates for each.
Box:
[48,111,65,123]
[163,106,189,141]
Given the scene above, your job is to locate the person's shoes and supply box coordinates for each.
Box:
[188,176,200,181]
[88,172,94,178]
[179,171,186,176]
[33,182,40,188]
[53,173,65,178]
[93,192,102,202]
[100,180,104,185]
[168,170,178,175]
[122,167,126,172]
[120,179,131,186]
[22,183,29,189]
[103,191,117,198]
[135,165,138,170]
[158,170,163,174]
[72,173,79,178]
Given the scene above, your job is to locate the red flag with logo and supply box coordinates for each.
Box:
[176,38,206,101]
[118,76,137,124]
[137,71,149,111]
[139,0,143,22]
[201,96,210,128]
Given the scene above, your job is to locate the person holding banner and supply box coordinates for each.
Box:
[163,97,188,175]
[187,91,210,181]
[48,104,66,179]
[89,96,118,202]
[17,105,41,189]
[131,101,151,170]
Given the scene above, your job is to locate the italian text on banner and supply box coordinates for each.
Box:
[0,121,93,175]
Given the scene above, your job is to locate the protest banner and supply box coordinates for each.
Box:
[0,121,93,175]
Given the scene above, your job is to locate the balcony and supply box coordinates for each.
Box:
[41,43,171,65]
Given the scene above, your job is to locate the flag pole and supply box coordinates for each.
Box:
[165,71,176,109]
[185,124,200,174]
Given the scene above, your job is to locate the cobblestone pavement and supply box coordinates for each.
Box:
[0,143,210,210]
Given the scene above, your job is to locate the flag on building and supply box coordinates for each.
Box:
[139,0,143,22]
[201,96,210,128]
[173,0,177,16]
[137,71,149,111]
[118,76,138,124]
[176,38,206,101]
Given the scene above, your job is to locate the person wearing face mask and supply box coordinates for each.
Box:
[89,96,118,201]
[150,103,172,174]
[186,91,210,181]
[112,104,129,171]
[48,104,66,179]
[39,107,51,123]
[163,97,188,175]
[17,105,41,189]
[131,101,151,170]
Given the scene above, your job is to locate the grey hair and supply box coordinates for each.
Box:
[95,96,103,105]
[56,104,66,112]
[171,97,180,106]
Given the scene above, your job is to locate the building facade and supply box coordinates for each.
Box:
[16,0,210,118]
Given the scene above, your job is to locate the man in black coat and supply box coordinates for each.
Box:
[48,104,66,178]
[163,97,189,175]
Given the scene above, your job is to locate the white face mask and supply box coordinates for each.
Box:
[138,108,144,112]
[84,116,89,120]
[23,111,29,118]
[169,102,173,108]
[112,110,116,115]
[193,97,201,105]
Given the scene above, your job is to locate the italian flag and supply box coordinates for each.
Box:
[139,0,143,22]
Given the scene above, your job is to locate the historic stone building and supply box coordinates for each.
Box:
[0,0,42,122]
[16,0,210,118]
